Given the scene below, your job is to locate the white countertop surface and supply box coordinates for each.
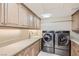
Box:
[0,37,40,56]
[71,39,79,45]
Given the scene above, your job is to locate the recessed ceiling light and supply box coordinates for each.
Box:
[41,13,52,18]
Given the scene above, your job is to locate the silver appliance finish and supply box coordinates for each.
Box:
[55,31,70,56]
[42,31,70,56]
[42,31,55,53]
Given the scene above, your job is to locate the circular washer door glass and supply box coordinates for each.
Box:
[43,34,52,42]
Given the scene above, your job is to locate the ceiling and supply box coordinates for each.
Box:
[25,3,79,19]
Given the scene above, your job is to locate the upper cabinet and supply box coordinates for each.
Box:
[18,4,29,28]
[34,16,41,29]
[36,18,41,29]
[28,11,34,29]
[0,4,5,25]
[72,10,79,32]
[34,16,37,29]
[0,3,41,29]
[5,3,19,27]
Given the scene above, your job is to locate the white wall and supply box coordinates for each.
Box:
[41,16,72,31]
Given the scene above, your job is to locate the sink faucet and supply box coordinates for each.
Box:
[29,31,33,39]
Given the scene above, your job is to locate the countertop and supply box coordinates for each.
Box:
[71,39,79,45]
[0,37,41,56]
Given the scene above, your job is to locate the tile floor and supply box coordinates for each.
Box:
[38,51,60,56]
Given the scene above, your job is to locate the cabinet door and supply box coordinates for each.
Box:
[5,3,19,26]
[31,40,40,56]
[25,40,40,56]
[71,41,76,56]
[35,40,40,55]
[34,16,41,29]
[72,11,79,31]
[18,4,29,27]
[71,41,79,56]
[16,50,25,56]
[0,4,5,25]
[36,17,41,29]
[24,47,33,56]
[28,11,34,28]
[16,48,32,56]
[33,16,37,29]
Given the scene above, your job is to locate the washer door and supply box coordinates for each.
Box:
[58,33,69,46]
[43,33,52,43]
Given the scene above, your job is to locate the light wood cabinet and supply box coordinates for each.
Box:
[16,50,25,56]
[71,41,76,56]
[0,4,5,25]
[71,41,79,56]
[31,40,40,56]
[34,16,41,29]
[0,3,41,29]
[72,10,79,32]
[28,11,34,29]
[17,47,32,56]
[16,40,41,56]
[5,3,19,26]
[37,18,41,29]
[18,4,29,28]
[34,16,37,29]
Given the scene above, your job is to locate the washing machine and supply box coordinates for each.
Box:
[55,31,71,56]
[42,31,55,53]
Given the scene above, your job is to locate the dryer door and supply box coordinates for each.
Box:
[57,32,70,46]
[43,33,52,43]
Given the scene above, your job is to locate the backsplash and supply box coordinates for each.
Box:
[0,29,42,47]
[28,30,42,39]
[0,29,29,47]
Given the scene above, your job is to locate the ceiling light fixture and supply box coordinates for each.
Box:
[41,13,52,18]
